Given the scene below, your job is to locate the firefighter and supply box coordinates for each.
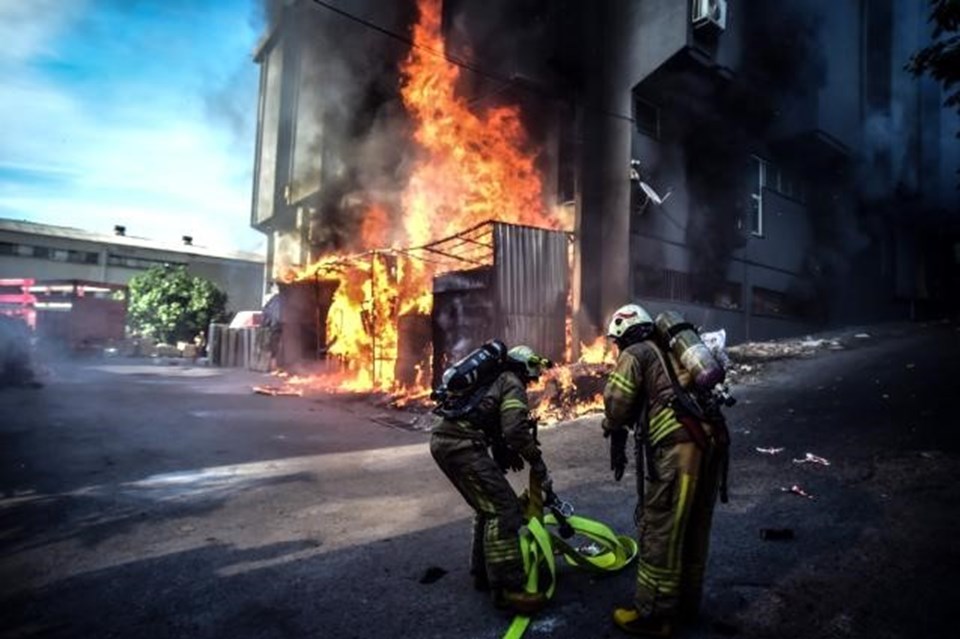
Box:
[602,304,726,637]
[430,344,554,614]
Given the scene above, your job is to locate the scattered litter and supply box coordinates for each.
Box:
[419,566,448,584]
[253,385,303,397]
[756,447,785,455]
[793,452,830,466]
[882,393,890,400]
[178,524,196,533]
[854,333,871,339]
[781,484,815,499]
[906,363,915,369]
[759,528,795,541]
[737,429,752,435]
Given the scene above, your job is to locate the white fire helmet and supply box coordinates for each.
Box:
[606,303,654,340]
[507,345,553,379]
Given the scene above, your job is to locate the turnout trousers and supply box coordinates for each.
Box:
[430,433,526,590]
[635,424,722,619]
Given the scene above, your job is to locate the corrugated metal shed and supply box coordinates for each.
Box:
[430,223,570,381]
[492,223,569,362]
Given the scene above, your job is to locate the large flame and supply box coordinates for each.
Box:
[275,0,610,427]
[285,0,565,394]
[399,0,552,247]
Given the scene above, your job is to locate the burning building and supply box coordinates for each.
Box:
[249,0,960,392]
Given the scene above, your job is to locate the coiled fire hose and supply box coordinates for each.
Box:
[502,471,638,639]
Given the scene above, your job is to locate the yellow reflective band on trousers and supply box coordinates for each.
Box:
[501,514,638,639]
[648,408,683,445]
[637,559,680,595]
[635,468,697,613]
[668,473,695,569]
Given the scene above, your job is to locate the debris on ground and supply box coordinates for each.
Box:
[781,484,815,499]
[759,528,795,541]
[792,452,831,466]
[854,333,871,339]
[756,447,785,455]
[727,336,845,364]
[252,385,304,397]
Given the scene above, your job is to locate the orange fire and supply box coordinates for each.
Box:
[579,335,616,365]
[285,0,566,395]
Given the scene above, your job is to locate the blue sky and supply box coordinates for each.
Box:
[0,0,267,253]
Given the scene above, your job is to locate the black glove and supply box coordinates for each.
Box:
[605,427,628,482]
[491,439,525,473]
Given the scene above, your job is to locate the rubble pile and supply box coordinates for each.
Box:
[725,335,846,383]
[727,336,845,362]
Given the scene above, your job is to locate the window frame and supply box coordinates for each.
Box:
[749,155,765,238]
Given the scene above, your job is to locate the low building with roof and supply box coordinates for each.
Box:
[0,219,265,314]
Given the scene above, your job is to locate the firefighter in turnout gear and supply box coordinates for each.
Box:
[430,343,554,614]
[602,304,729,637]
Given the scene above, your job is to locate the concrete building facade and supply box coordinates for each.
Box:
[0,219,265,314]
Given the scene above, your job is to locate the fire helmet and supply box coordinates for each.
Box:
[607,303,654,347]
[507,345,553,380]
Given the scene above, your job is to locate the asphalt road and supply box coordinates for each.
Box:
[1,321,958,639]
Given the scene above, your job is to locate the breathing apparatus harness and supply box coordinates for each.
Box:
[611,319,731,518]
[431,340,548,474]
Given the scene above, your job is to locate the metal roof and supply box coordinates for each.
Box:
[0,218,264,264]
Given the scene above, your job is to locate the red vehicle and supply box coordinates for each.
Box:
[0,278,37,329]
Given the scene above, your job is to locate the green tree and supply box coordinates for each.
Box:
[907,0,960,183]
[127,265,228,344]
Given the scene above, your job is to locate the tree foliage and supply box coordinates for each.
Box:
[907,0,960,127]
[127,265,228,344]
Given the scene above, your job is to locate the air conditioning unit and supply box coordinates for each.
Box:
[692,0,727,32]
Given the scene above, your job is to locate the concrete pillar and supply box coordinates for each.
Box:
[576,0,635,336]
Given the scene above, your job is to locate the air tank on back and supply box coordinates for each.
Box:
[437,339,508,397]
[654,311,725,389]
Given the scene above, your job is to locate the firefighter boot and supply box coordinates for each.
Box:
[612,606,674,638]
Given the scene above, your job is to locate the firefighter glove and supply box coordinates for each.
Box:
[607,428,628,482]
[491,440,525,473]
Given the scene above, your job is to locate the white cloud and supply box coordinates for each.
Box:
[0,1,264,255]
[0,0,87,62]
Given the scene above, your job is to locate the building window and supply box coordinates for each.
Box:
[108,254,182,270]
[749,156,764,237]
[68,250,99,265]
[51,249,69,262]
[635,97,660,139]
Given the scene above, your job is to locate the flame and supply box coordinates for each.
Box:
[579,335,616,365]
[279,0,572,404]
[399,0,558,245]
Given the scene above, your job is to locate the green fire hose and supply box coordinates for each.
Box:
[502,471,638,639]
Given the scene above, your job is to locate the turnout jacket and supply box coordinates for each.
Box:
[432,371,540,459]
[603,341,691,446]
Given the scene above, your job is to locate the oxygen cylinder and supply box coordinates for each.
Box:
[441,339,508,396]
[654,311,725,389]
